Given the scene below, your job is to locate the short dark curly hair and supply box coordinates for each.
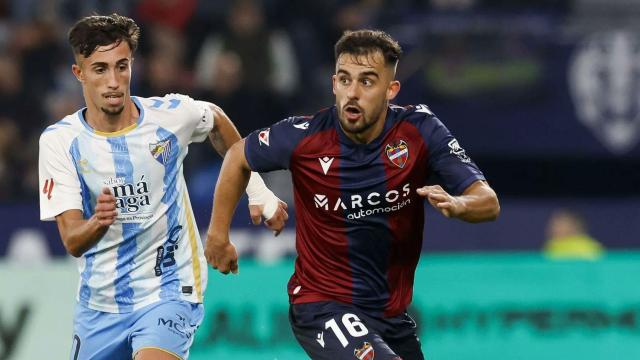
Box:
[68,13,140,59]
[334,29,402,67]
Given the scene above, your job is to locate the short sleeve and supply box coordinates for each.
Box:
[39,132,83,221]
[191,100,214,143]
[423,117,485,195]
[244,116,309,172]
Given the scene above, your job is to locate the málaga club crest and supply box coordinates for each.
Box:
[149,139,172,165]
[385,140,409,168]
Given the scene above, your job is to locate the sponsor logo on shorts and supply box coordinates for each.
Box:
[158,313,194,339]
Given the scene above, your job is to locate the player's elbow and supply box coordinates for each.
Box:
[64,243,84,258]
[482,191,500,222]
[61,237,86,257]
[487,196,500,221]
[466,191,500,223]
[480,184,500,222]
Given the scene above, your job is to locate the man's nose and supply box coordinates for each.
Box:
[346,82,359,99]
[107,69,119,89]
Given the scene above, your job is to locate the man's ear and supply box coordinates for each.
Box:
[387,80,401,101]
[332,74,337,96]
[72,63,83,82]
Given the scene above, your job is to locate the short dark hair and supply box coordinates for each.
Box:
[68,14,140,59]
[334,29,402,67]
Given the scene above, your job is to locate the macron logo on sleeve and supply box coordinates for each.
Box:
[415,104,433,115]
[293,121,309,130]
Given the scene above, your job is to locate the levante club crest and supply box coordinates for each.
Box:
[354,342,375,360]
[385,140,409,168]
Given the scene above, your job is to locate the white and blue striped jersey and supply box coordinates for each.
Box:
[39,94,212,313]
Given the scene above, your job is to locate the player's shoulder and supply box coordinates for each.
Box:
[40,111,85,144]
[273,107,334,134]
[135,93,208,131]
[391,103,436,122]
[135,93,196,112]
[392,103,446,131]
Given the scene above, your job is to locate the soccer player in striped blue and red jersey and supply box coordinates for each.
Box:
[206,29,500,359]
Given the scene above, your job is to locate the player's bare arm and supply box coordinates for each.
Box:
[204,102,287,226]
[55,187,117,257]
[206,103,242,156]
[205,139,288,274]
[417,180,500,222]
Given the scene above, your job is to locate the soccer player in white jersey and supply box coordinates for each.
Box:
[38,14,288,360]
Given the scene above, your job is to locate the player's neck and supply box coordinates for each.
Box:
[84,98,139,133]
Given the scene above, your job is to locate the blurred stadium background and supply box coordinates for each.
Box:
[1,0,640,359]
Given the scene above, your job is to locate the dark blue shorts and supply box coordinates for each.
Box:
[289,301,424,360]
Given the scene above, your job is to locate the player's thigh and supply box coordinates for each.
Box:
[387,335,424,360]
[71,304,130,360]
[290,301,401,360]
[384,312,424,360]
[134,347,181,360]
[131,299,204,360]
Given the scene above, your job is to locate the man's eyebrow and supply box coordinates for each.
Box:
[336,69,379,78]
[359,71,379,78]
[89,58,129,67]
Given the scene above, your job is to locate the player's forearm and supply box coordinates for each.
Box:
[207,141,251,244]
[208,105,242,157]
[57,214,108,257]
[454,181,500,223]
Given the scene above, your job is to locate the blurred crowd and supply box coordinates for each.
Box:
[0,0,588,202]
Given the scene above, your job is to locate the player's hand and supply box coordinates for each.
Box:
[417,185,466,218]
[205,234,239,275]
[249,200,289,236]
[94,187,117,227]
[265,200,289,236]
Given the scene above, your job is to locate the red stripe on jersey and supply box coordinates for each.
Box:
[287,128,354,305]
[381,121,429,317]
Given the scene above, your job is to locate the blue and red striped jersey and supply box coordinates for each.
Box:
[245,104,485,317]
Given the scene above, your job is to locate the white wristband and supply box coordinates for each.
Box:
[246,172,279,220]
